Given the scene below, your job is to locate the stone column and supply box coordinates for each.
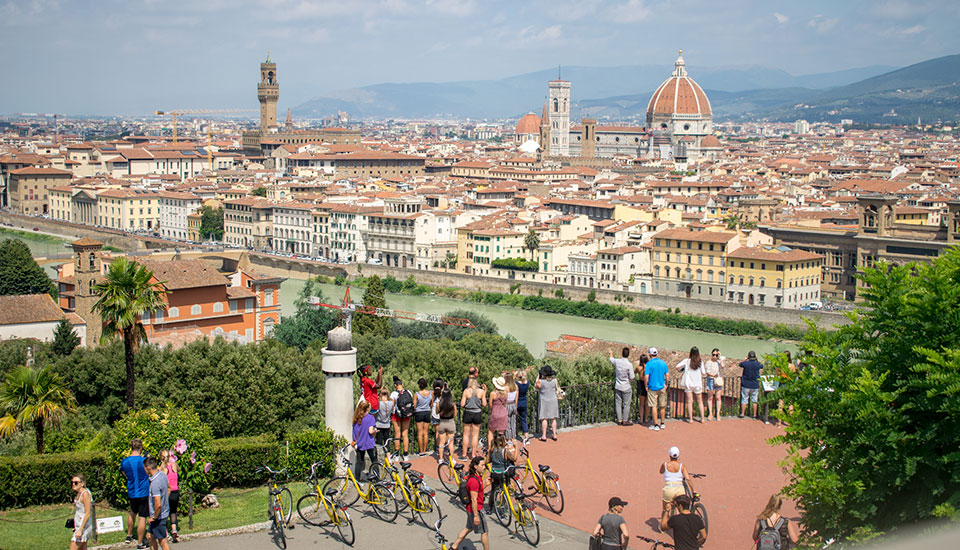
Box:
[322,327,357,442]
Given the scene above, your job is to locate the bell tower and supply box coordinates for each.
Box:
[70,238,104,346]
[258,53,279,133]
[547,76,571,156]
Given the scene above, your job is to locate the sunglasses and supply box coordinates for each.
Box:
[712,353,720,356]
[71,481,81,485]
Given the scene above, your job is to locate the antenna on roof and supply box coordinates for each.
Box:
[558,65,561,80]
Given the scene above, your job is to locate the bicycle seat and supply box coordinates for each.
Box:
[400,462,413,470]
[454,464,465,472]
[324,488,340,497]
[409,475,424,485]
[538,464,550,472]
[504,465,517,478]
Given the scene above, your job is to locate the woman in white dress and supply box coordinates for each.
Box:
[70,473,95,550]
[676,347,705,423]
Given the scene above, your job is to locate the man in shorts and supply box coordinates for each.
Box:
[645,348,669,431]
[144,457,171,550]
[451,457,489,550]
[738,351,764,418]
[121,439,149,549]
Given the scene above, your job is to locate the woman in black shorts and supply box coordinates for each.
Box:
[413,378,433,456]
[635,354,649,426]
[460,378,486,458]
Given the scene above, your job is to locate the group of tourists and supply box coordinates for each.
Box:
[610,345,776,428]
[115,438,179,550]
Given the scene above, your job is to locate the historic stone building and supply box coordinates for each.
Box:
[242,56,361,155]
[645,51,714,162]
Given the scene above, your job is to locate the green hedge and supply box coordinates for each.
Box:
[286,429,346,481]
[0,452,108,510]
[208,435,282,488]
[491,257,538,271]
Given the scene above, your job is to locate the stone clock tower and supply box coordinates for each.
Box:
[258,54,279,133]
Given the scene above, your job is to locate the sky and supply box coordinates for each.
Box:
[1,0,959,115]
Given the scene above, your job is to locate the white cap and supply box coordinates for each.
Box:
[649,347,659,356]
[669,446,680,458]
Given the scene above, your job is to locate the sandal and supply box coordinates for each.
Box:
[550,436,558,441]
[539,437,547,442]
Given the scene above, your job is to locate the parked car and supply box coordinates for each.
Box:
[367,258,382,265]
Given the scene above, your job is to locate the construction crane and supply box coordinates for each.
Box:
[310,287,476,332]
[153,108,255,143]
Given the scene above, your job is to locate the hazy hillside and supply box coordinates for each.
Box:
[293,63,894,120]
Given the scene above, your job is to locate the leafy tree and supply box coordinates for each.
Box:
[524,228,540,261]
[773,249,960,543]
[587,289,597,302]
[352,275,390,338]
[272,277,339,351]
[51,319,81,357]
[199,205,224,240]
[92,257,166,410]
[723,214,741,230]
[251,186,267,197]
[443,251,458,269]
[0,238,55,298]
[0,364,77,453]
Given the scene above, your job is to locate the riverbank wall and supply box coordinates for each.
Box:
[240,255,849,330]
[0,212,157,251]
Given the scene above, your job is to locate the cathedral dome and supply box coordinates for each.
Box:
[515,113,541,135]
[646,51,712,118]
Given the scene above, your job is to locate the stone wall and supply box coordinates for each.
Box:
[357,263,851,329]
[1,212,157,251]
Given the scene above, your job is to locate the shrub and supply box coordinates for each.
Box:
[587,289,597,302]
[333,274,346,286]
[105,405,212,505]
[554,289,564,299]
[208,435,281,488]
[491,257,538,271]
[286,428,347,480]
[0,451,107,509]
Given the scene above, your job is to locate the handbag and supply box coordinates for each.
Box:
[556,385,566,401]
[589,534,602,550]
[65,518,75,529]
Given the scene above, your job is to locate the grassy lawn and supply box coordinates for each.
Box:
[0,483,310,550]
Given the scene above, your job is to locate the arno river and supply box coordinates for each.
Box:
[7,230,792,358]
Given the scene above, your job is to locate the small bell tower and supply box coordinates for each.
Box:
[70,238,104,346]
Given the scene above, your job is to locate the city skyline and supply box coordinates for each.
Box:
[1,0,959,115]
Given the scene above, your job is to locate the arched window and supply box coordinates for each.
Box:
[739,276,745,285]
[553,98,559,112]
[749,277,754,287]
[168,307,179,319]
[191,304,202,315]
[696,269,703,281]
[654,266,660,277]
[213,302,224,313]
[708,270,714,283]
[760,278,765,288]
[89,253,96,269]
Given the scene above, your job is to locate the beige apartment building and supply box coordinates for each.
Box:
[96,189,160,231]
[651,228,740,301]
[7,167,72,215]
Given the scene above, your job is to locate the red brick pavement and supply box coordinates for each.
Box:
[410,417,799,550]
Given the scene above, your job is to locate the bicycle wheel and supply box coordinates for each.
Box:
[334,506,355,546]
[370,462,385,484]
[414,489,442,529]
[323,476,360,507]
[390,478,411,512]
[694,502,709,534]
[276,487,293,525]
[296,493,325,526]
[518,505,540,546]
[516,467,539,497]
[273,504,287,549]
[438,462,458,495]
[369,482,400,522]
[543,475,564,514]
[492,487,512,528]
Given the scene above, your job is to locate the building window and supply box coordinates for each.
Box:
[168,307,179,319]
[191,304,201,315]
[213,302,224,313]
[246,298,254,312]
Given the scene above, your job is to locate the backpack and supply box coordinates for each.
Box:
[458,474,479,507]
[395,390,414,419]
[757,517,785,550]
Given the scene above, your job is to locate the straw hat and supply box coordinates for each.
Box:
[492,376,507,391]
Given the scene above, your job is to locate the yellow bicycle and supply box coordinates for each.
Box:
[296,461,355,545]
[257,466,293,549]
[388,461,442,527]
[490,465,540,546]
[515,438,564,513]
[322,446,400,523]
[437,452,465,496]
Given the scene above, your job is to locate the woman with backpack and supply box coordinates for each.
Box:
[753,495,799,550]
[375,388,394,446]
[391,376,414,460]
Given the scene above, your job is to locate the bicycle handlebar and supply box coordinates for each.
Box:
[636,535,675,548]
[689,473,706,478]
[434,514,447,534]
[257,466,287,477]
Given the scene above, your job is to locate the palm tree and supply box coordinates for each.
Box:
[0,365,77,453]
[93,257,167,410]
[524,228,540,262]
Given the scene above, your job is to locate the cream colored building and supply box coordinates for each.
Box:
[651,228,740,301]
[725,246,823,308]
[97,189,160,231]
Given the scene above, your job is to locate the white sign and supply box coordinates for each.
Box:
[97,516,124,534]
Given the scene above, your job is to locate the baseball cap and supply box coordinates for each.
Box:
[748,350,757,359]
[669,446,680,458]
[649,347,659,356]
[608,497,628,508]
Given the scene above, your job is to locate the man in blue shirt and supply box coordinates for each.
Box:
[644,347,669,431]
[738,351,764,418]
[121,438,150,549]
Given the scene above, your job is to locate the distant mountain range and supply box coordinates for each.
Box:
[293,54,960,123]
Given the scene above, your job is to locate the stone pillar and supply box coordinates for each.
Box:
[322,327,357,442]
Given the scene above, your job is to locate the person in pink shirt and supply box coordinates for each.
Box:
[159,449,180,543]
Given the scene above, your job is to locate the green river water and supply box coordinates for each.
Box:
[7,230,793,358]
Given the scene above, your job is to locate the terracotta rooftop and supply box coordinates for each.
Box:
[727,246,823,262]
[140,260,228,290]
[654,228,738,244]
[0,294,64,325]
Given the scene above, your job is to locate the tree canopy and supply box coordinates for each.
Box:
[0,364,77,453]
[272,277,339,351]
[0,239,55,298]
[251,187,267,197]
[352,275,390,337]
[50,319,81,357]
[199,205,224,240]
[774,248,960,543]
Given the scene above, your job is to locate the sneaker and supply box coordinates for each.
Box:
[738,414,744,418]
[137,545,149,550]
[652,425,660,431]
[126,536,134,544]
[659,423,666,430]
[623,421,633,426]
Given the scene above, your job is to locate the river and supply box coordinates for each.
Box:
[1,227,72,277]
[279,278,793,358]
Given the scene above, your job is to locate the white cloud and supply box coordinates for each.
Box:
[808,15,838,33]
[304,27,329,43]
[608,0,649,24]
[424,0,475,17]
[898,24,926,35]
[513,24,563,47]
[773,12,788,24]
